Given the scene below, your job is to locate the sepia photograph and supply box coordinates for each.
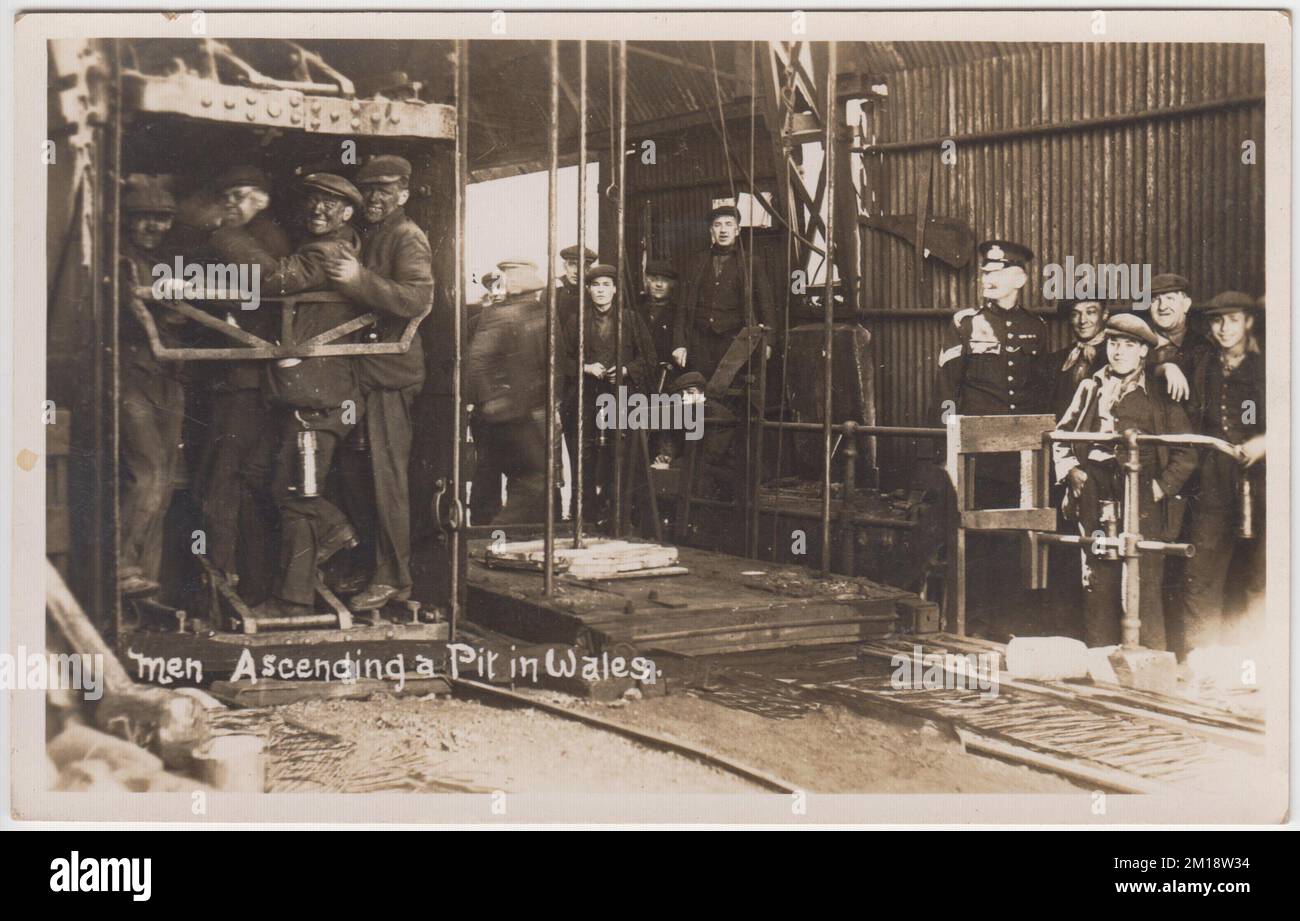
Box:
[4,7,1292,833]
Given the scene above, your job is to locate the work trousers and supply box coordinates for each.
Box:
[1181,452,1265,652]
[1072,459,1181,650]
[263,409,361,606]
[119,360,185,582]
[193,386,278,602]
[471,414,549,525]
[336,385,419,591]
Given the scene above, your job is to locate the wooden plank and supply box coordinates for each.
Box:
[960,508,1057,531]
[951,414,1057,454]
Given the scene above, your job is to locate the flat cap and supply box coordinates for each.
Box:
[301,173,364,210]
[978,239,1033,271]
[708,203,741,224]
[214,165,270,193]
[356,154,412,185]
[1103,312,1160,347]
[560,245,598,263]
[1149,273,1191,297]
[123,180,177,214]
[497,259,545,296]
[1201,290,1259,316]
[671,371,707,392]
[644,259,678,280]
[586,263,618,283]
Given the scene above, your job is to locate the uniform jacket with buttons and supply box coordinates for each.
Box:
[934,301,1050,417]
[673,246,776,352]
[335,206,433,393]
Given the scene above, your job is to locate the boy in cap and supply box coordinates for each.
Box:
[209,172,370,620]
[1053,313,1198,649]
[117,178,185,597]
[575,263,658,527]
[323,154,434,611]
[556,244,598,518]
[673,203,776,379]
[1179,292,1266,655]
[640,259,680,380]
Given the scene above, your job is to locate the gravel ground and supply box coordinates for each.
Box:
[259,687,1083,795]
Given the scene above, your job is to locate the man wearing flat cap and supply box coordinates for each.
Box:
[466,260,558,525]
[324,154,434,612]
[187,164,291,604]
[1142,272,1209,402]
[673,203,776,383]
[210,172,370,621]
[1179,291,1266,655]
[556,243,598,517]
[640,259,680,384]
[117,179,186,597]
[1053,313,1198,649]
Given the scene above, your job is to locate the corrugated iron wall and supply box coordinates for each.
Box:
[860,42,1265,474]
[617,43,1265,481]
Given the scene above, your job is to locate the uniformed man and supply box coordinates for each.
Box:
[1179,291,1266,655]
[118,179,186,597]
[466,260,555,525]
[672,204,776,381]
[189,165,291,603]
[639,259,679,390]
[211,173,369,620]
[557,244,598,518]
[1142,273,1208,402]
[1048,298,1111,421]
[1053,313,1198,649]
[575,263,658,528]
[325,155,434,613]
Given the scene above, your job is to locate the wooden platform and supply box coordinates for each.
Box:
[467,541,933,657]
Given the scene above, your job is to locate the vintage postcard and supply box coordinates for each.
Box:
[4,7,1291,827]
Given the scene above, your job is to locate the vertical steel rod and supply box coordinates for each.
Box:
[1121,428,1142,648]
[449,39,468,632]
[544,40,559,594]
[108,38,124,636]
[574,40,587,548]
[819,42,837,574]
[612,40,628,537]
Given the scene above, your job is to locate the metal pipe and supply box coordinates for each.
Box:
[108,39,125,638]
[1034,532,1195,558]
[819,41,837,575]
[856,94,1265,155]
[450,39,469,634]
[762,419,947,439]
[613,40,628,537]
[1121,429,1142,649]
[574,40,587,548]
[544,40,559,595]
[1048,429,1243,459]
[838,420,858,575]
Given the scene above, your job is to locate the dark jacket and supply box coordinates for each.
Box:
[1048,336,1107,421]
[673,246,776,352]
[335,207,433,392]
[467,291,552,423]
[1187,348,1265,445]
[209,223,364,412]
[121,241,187,377]
[579,304,658,392]
[639,293,678,371]
[1054,368,1199,502]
